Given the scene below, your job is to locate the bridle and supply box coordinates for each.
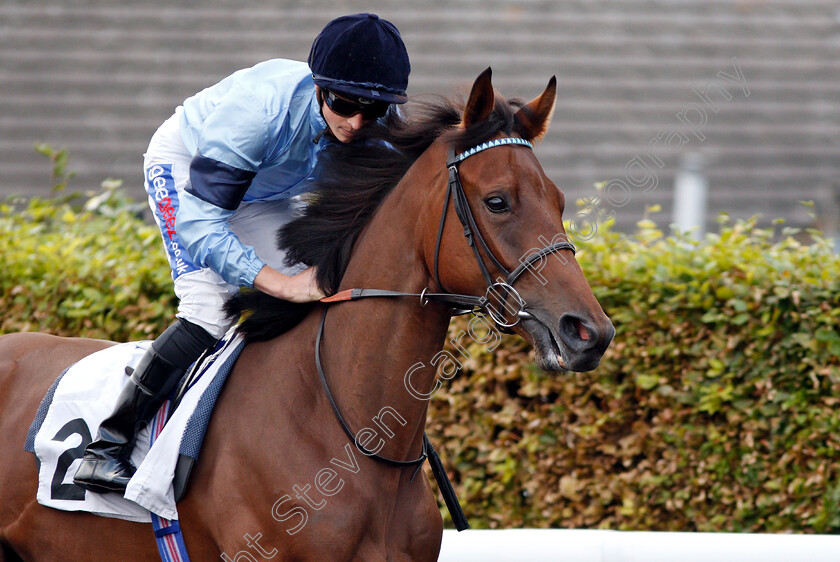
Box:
[323,136,576,328]
[435,138,576,328]
[313,137,576,528]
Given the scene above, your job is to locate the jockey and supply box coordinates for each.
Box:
[74,13,411,494]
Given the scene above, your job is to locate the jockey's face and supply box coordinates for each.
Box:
[317,86,383,143]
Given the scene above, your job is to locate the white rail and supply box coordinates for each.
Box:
[439,529,840,561]
[672,151,708,241]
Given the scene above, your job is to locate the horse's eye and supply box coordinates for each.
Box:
[484,196,509,214]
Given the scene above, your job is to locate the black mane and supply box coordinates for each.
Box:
[225,93,532,341]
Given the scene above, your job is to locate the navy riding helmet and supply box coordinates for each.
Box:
[308,13,410,104]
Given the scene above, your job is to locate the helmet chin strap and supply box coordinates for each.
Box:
[312,87,334,143]
[315,84,324,108]
[312,127,329,144]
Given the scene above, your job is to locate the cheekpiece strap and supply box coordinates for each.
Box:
[447,137,533,167]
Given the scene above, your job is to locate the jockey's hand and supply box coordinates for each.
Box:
[253,265,325,303]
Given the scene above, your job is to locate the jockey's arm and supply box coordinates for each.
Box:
[177,84,325,303]
[176,159,322,303]
[175,189,258,286]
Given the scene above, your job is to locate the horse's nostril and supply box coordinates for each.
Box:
[576,320,590,341]
[559,314,597,352]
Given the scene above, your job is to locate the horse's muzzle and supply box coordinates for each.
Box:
[522,311,614,373]
[556,313,615,371]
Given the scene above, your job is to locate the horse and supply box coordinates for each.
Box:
[0,68,614,561]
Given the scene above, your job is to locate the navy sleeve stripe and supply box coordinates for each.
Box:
[187,155,257,211]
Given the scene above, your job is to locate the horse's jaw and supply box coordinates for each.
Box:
[523,317,573,373]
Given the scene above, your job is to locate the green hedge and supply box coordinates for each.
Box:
[4,174,840,533]
[429,209,840,532]
[0,179,175,341]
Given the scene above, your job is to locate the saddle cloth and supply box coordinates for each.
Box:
[24,327,246,522]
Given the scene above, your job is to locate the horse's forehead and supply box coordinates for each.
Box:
[467,147,552,192]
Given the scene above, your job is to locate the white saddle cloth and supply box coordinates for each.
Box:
[28,328,245,522]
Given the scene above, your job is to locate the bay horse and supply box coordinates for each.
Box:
[0,69,613,561]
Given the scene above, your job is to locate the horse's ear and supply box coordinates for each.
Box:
[462,67,495,128]
[515,76,557,142]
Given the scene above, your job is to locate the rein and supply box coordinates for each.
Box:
[313,137,575,532]
[314,308,429,475]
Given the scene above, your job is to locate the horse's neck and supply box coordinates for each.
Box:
[320,150,449,461]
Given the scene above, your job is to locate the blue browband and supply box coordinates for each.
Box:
[448,137,533,166]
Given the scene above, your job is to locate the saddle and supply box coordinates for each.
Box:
[25,329,245,521]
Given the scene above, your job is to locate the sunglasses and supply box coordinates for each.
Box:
[323,89,390,120]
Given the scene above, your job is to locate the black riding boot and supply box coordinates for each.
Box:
[73,318,216,494]
[72,348,185,493]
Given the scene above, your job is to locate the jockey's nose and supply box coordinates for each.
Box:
[347,113,365,131]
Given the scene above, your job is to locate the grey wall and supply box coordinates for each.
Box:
[2,0,839,232]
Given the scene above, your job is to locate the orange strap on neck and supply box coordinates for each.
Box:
[320,289,354,303]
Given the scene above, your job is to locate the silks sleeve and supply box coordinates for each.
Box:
[176,187,265,288]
